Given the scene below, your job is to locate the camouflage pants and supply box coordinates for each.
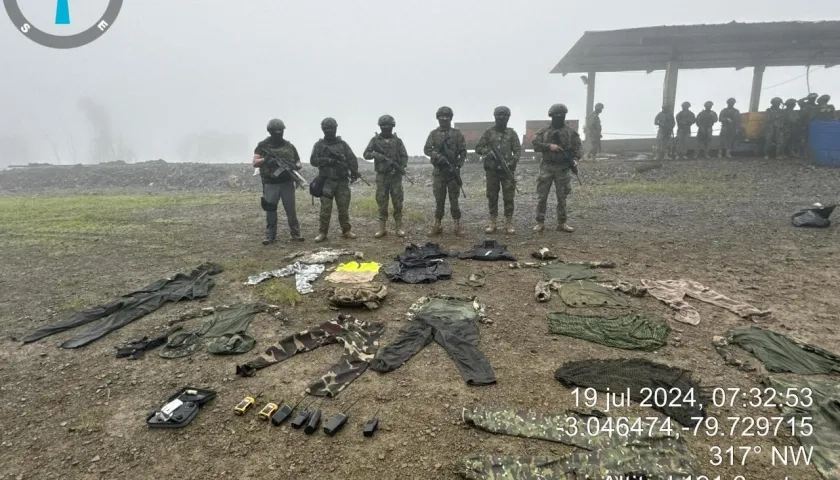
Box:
[676,128,691,156]
[319,178,351,234]
[586,134,601,158]
[719,127,736,150]
[765,125,787,157]
[696,127,713,155]
[432,170,461,220]
[656,129,672,160]
[235,314,385,397]
[375,172,404,222]
[535,164,571,224]
[485,169,515,218]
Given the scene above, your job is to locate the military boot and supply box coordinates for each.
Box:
[342,230,357,239]
[558,223,575,233]
[505,216,515,234]
[533,222,545,233]
[725,150,733,159]
[374,220,387,238]
[394,219,406,237]
[485,217,496,234]
[262,234,275,246]
[453,219,462,236]
[428,219,442,236]
[314,233,327,243]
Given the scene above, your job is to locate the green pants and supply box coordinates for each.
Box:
[319,178,351,234]
[375,172,404,222]
[433,170,461,221]
[535,164,571,224]
[485,169,515,218]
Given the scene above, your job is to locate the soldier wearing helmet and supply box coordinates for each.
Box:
[475,105,522,234]
[780,99,801,157]
[718,98,740,158]
[815,94,836,121]
[675,102,696,159]
[584,103,604,160]
[654,104,676,161]
[252,118,304,245]
[363,115,409,238]
[695,101,718,159]
[764,98,786,159]
[531,103,581,233]
[310,117,361,242]
[423,106,467,235]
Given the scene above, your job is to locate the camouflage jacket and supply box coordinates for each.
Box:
[718,107,741,131]
[474,126,522,172]
[654,112,675,131]
[815,104,837,121]
[584,112,602,135]
[310,136,358,180]
[783,108,800,127]
[363,133,408,175]
[532,124,581,168]
[695,110,718,130]
[675,110,696,130]
[764,106,784,128]
[424,127,467,172]
[254,137,301,184]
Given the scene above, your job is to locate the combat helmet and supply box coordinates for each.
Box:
[266,118,285,131]
[548,103,568,116]
[681,101,691,108]
[595,102,604,110]
[493,106,511,116]
[785,98,797,106]
[770,97,783,105]
[704,101,714,107]
[321,117,338,128]
[807,93,819,101]
[726,98,736,105]
[378,114,395,126]
[436,106,453,118]
[817,94,831,104]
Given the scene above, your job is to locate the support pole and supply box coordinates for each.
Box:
[749,65,765,112]
[585,72,596,120]
[662,61,679,114]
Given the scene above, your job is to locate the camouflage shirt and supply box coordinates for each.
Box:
[532,124,581,168]
[675,110,696,130]
[310,136,359,180]
[764,106,784,128]
[363,133,408,175]
[254,137,301,184]
[718,107,741,130]
[424,127,467,171]
[474,126,522,172]
[695,110,718,129]
[585,112,602,135]
[654,112,676,131]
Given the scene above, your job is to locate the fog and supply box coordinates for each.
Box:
[1,0,838,165]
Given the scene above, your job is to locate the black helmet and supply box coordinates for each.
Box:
[321,117,337,128]
[784,98,797,106]
[377,114,395,126]
[436,106,453,118]
[493,106,511,116]
[704,101,713,107]
[681,101,691,108]
[817,94,831,104]
[594,102,604,110]
[770,97,783,105]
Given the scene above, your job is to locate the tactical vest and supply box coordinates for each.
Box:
[259,138,298,184]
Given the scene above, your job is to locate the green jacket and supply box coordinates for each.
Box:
[310,137,358,181]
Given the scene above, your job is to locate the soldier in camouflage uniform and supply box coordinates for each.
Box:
[474,106,522,234]
[797,93,819,158]
[532,103,581,233]
[363,115,409,238]
[654,104,675,160]
[694,101,717,158]
[675,101,696,159]
[718,97,740,158]
[815,94,836,121]
[584,102,603,159]
[310,118,360,242]
[252,118,304,245]
[763,97,785,159]
[782,98,800,157]
[423,106,467,236]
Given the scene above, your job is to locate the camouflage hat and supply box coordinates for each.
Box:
[436,106,453,117]
[321,117,338,128]
[785,98,797,105]
[493,106,511,116]
[595,102,604,109]
[727,97,736,104]
[771,97,783,105]
[817,94,831,104]
[704,101,713,107]
[548,103,568,116]
[266,118,285,131]
[681,101,691,107]
[377,114,395,126]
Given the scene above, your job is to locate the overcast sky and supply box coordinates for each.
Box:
[1,0,838,164]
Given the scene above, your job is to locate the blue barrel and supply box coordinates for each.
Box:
[809,121,840,167]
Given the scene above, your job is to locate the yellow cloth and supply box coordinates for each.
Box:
[335,261,380,273]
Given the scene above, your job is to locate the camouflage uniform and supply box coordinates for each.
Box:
[815,95,836,121]
[675,103,696,158]
[584,103,603,159]
[310,131,359,237]
[763,98,785,159]
[423,124,467,226]
[474,124,521,223]
[654,108,675,160]
[694,102,718,158]
[718,99,741,158]
[363,127,408,234]
[532,105,581,231]
[782,99,799,157]
[235,314,384,397]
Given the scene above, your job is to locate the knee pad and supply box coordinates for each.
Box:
[260,197,278,212]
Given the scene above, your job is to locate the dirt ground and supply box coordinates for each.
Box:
[1,156,838,480]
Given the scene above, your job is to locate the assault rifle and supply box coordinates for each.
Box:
[371,133,415,185]
[264,152,308,190]
[549,130,582,186]
[327,147,370,186]
[438,131,466,198]
[489,144,520,194]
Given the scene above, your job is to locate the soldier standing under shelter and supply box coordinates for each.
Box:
[584,103,603,160]
[424,106,467,236]
[764,97,785,160]
[781,98,799,158]
[718,98,740,158]
[252,118,304,245]
[694,101,717,159]
[531,103,581,233]
[675,102,696,159]
[363,115,409,238]
[310,117,360,242]
[654,105,675,161]
[475,106,522,234]
[815,94,836,121]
